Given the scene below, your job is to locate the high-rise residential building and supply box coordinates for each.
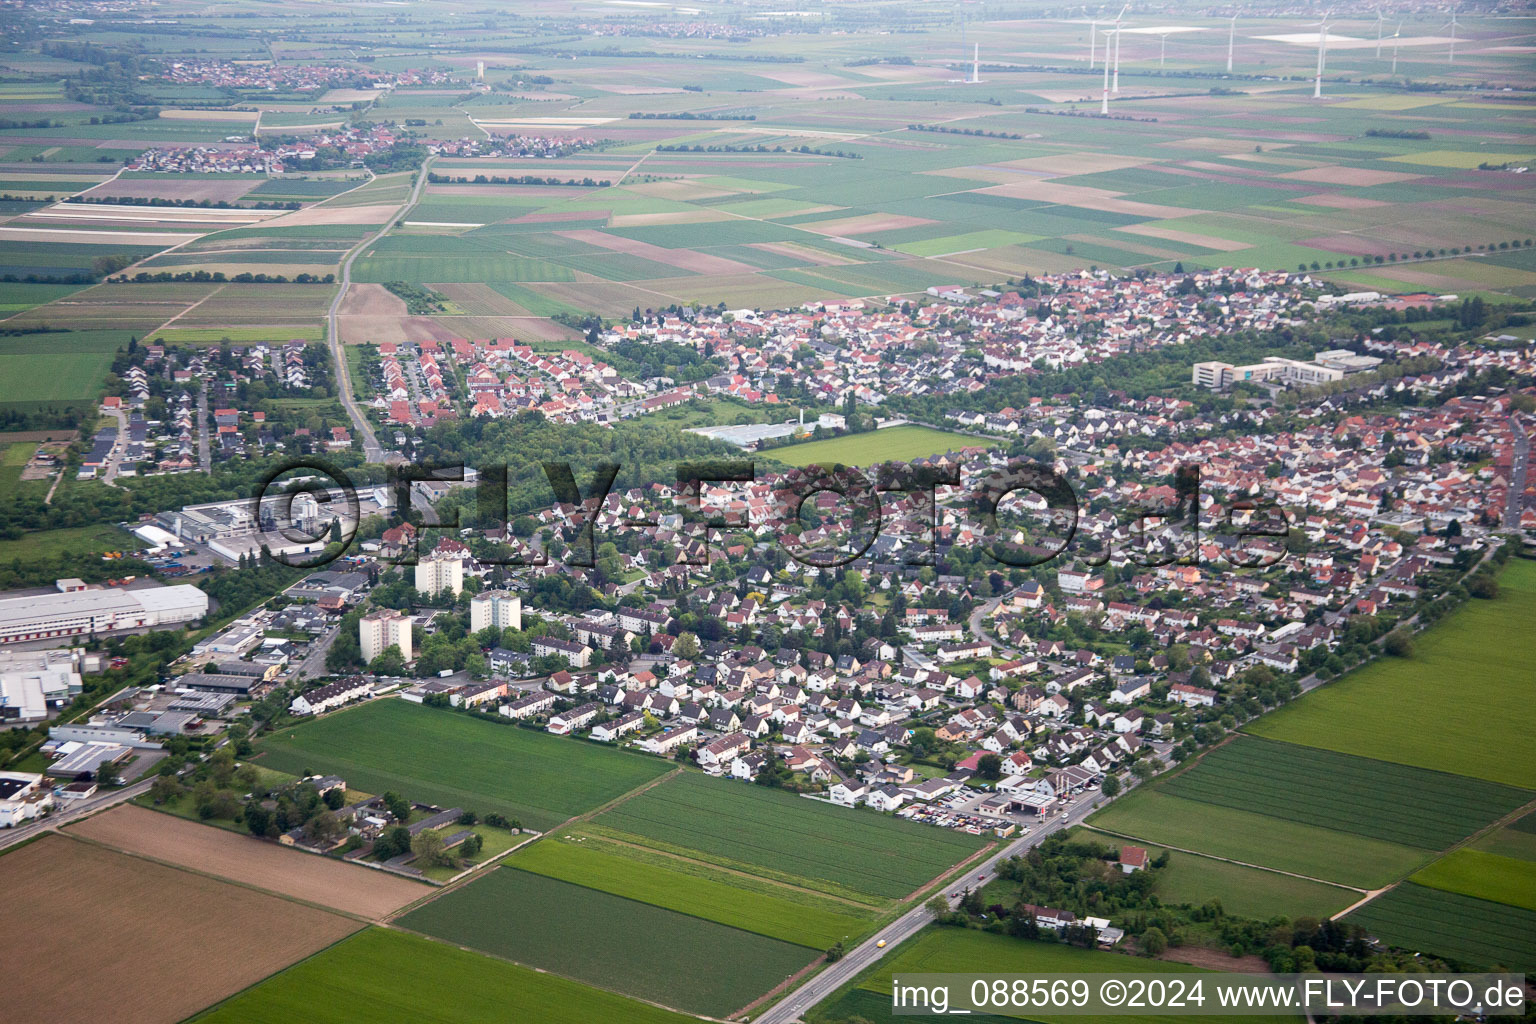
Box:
[360,608,413,664]
[470,590,522,634]
[414,551,464,596]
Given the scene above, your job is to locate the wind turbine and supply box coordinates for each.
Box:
[1086,6,1098,69]
[1158,29,1171,69]
[1445,6,1460,65]
[1227,14,1237,73]
[1390,20,1402,75]
[1375,8,1385,58]
[1111,4,1128,93]
[1101,28,1113,113]
[1308,11,1332,100]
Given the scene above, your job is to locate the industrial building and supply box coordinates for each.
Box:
[0,647,88,723]
[1191,349,1382,390]
[0,583,208,645]
[0,772,54,828]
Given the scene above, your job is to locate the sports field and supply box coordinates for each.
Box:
[189,928,700,1024]
[1246,559,1536,788]
[770,425,980,468]
[1346,883,1536,972]
[1409,849,1536,913]
[1088,788,1428,890]
[254,700,671,831]
[397,866,818,1016]
[1158,736,1532,852]
[594,770,987,901]
[824,927,1298,1024]
[511,831,874,947]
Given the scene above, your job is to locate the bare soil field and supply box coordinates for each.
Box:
[431,281,526,315]
[749,241,855,266]
[435,314,582,342]
[1116,223,1254,251]
[69,804,425,919]
[977,182,1194,220]
[261,203,396,227]
[1299,193,1392,209]
[339,313,462,345]
[82,178,261,202]
[802,212,937,236]
[556,228,758,275]
[1279,166,1423,186]
[338,282,407,317]
[0,834,359,1024]
[609,210,735,227]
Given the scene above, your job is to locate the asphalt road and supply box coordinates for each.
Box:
[0,774,156,854]
[757,785,1135,1024]
[1505,415,1529,530]
[326,160,434,464]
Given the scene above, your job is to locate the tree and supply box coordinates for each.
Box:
[322,787,345,810]
[243,802,274,837]
[411,827,454,868]
[373,824,412,859]
[303,810,344,846]
[383,790,411,822]
[977,753,1003,780]
[1140,926,1168,955]
[825,941,845,962]
[1384,630,1414,658]
[461,832,484,859]
[1101,774,1122,797]
[672,631,700,660]
[368,644,406,676]
[149,774,182,805]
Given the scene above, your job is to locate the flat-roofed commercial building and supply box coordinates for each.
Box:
[0,584,208,644]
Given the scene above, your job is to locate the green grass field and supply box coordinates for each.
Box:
[821,927,1298,1024]
[254,700,670,831]
[1410,849,1536,913]
[397,867,817,1016]
[1159,736,1532,852]
[1346,882,1536,972]
[1246,559,1536,788]
[511,831,874,948]
[770,425,980,468]
[1075,829,1355,920]
[0,523,136,561]
[1088,789,1428,890]
[595,771,986,901]
[189,927,699,1024]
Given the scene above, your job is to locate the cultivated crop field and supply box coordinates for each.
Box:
[1346,883,1536,973]
[511,830,875,948]
[1410,849,1536,912]
[69,804,427,919]
[1159,736,1532,851]
[190,928,700,1024]
[825,927,1299,1024]
[1247,559,1536,788]
[1088,788,1429,889]
[0,834,359,1024]
[255,700,671,830]
[770,425,982,468]
[594,770,987,901]
[398,866,817,1016]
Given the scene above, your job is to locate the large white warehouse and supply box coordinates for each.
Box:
[0,584,208,644]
